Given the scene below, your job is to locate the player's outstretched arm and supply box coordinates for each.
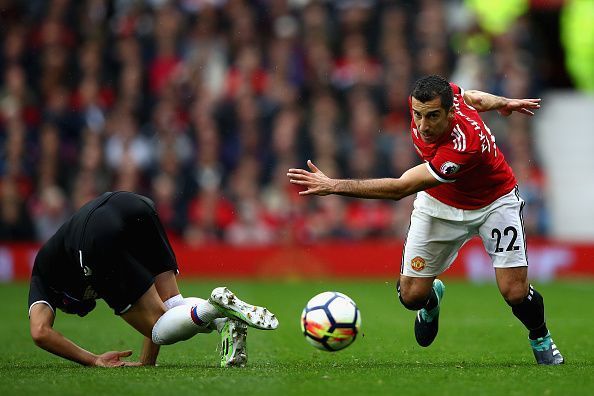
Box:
[29,304,140,367]
[287,161,441,200]
[463,90,541,116]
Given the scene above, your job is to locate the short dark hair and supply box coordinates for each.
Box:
[411,75,453,110]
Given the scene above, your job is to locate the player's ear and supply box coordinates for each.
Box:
[447,107,455,120]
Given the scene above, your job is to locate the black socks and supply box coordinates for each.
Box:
[509,284,548,340]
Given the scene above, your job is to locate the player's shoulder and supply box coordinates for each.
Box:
[449,82,463,96]
[441,121,482,155]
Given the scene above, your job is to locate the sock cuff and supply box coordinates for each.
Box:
[191,300,222,325]
[164,294,184,310]
[183,297,207,306]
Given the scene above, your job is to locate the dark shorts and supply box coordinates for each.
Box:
[80,192,178,314]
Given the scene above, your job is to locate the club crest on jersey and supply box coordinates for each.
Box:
[440,161,460,175]
[411,256,426,271]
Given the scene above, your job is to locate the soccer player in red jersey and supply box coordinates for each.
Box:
[288,75,563,365]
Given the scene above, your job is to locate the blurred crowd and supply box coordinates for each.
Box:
[0,0,550,245]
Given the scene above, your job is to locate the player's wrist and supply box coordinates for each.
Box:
[88,353,101,367]
[500,96,511,110]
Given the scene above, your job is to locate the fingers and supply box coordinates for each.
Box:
[287,169,310,176]
[289,179,311,186]
[287,169,316,184]
[517,98,541,104]
[287,162,327,196]
[514,107,535,116]
[518,99,540,109]
[119,350,133,358]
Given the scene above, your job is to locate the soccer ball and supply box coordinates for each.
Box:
[300,291,361,351]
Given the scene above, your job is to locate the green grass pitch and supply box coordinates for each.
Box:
[1,280,593,395]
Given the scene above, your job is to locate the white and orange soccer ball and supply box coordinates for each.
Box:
[300,291,362,351]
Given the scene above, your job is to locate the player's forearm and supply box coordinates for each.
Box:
[464,90,509,112]
[333,178,408,200]
[139,337,160,366]
[33,327,98,366]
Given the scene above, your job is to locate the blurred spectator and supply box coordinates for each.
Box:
[225,198,275,246]
[104,110,151,173]
[0,179,34,241]
[0,0,552,244]
[332,33,382,90]
[29,185,71,242]
[185,186,235,246]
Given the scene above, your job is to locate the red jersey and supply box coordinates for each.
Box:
[409,83,517,209]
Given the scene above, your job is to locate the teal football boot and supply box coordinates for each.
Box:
[414,279,445,347]
[530,332,564,365]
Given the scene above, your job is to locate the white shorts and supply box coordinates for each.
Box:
[401,187,528,277]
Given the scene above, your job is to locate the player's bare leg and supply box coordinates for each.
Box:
[397,275,445,347]
[496,267,564,365]
[121,286,167,338]
[495,266,529,304]
[398,275,435,305]
[154,270,181,303]
[120,285,167,365]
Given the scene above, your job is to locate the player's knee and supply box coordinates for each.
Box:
[397,278,433,310]
[501,283,529,305]
[30,325,50,347]
[397,282,428,310]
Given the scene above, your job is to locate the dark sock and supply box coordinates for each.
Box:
[425,288,438,311]
[509,284,549,340]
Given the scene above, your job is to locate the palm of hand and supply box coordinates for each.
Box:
[95,350,136,367]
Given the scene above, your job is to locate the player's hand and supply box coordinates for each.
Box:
[94,350,141,367]
[498,98,541,116]
[287,160,335,196]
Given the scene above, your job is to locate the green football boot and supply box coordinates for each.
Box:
[216,318,248,368]
[530,332,564,365]
[209,287,279,330]
[414,279,445,347]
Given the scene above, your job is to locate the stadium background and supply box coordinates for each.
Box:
[1,0,593,282]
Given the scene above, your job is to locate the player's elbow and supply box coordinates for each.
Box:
[389,190,408,201]
[389,181,416,201]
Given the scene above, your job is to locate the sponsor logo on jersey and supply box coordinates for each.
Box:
[83,286,98,300]
[411,256,426,271]
[79,250,92,277]
[440,161,460,175]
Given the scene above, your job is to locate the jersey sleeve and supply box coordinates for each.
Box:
[426,146,479,183]
[449,82,464,96]
[28,272,59,317]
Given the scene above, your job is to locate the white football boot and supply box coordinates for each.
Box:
[208,287,279,330]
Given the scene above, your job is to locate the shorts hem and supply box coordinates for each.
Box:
[112,281,154,316]
[400,271,441,278]
[492,263,528,269]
